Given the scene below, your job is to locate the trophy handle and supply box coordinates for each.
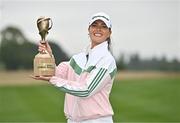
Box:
[48,18,53,30]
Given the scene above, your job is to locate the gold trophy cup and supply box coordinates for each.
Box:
[34,17,55,77]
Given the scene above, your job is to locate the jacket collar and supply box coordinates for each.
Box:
[84,41,109,67]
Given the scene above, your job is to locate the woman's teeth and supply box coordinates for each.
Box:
[94,33,102,37]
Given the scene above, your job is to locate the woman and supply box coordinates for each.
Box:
[33,12,117,123]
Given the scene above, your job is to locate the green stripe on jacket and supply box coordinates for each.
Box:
[58,68,107,97]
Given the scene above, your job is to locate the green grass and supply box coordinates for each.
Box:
[111,78,180,122]
[0,85,66,122]
[0,77,180,122]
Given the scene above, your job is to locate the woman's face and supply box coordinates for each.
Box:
[88,20,111,48]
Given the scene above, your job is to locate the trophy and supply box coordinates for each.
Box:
[33,17,55,77]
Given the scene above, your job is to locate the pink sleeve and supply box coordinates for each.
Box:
[54,62,69,79]
[49,67,110,98]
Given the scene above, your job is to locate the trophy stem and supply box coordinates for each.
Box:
[39,30,48,43]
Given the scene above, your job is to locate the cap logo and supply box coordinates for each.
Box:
[92,15,109,21]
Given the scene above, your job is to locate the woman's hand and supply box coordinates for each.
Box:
[38,41,53,56]
[30,75,52,81]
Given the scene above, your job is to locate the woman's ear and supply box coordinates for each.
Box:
[109,29,112,37]
[109,29,112,34]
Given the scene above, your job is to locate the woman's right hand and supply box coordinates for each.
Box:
[30,75,52,81]
[38,41,53,56]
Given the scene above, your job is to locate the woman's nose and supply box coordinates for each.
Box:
[96,26,102,30]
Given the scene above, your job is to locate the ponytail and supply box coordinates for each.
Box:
[107,37,111,51]
[106,28,112,51]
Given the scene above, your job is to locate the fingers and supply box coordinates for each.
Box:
[45,41,50,48]
[40,41,49,47]
[29,75,40,80]
[30,75,51,81]
[38,42,46,52]
[38,41,48,52]
[38,76,51,81]
[38,41,52,55]
[39,41,52,55]
[45,41,49,46]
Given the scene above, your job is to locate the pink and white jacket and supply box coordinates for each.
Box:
[49,41,117,122]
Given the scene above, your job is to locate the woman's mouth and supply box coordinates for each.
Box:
[94,33,102,37]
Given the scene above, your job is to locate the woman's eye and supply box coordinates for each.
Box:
[91,24,97,27]
[102,25,108,28]
[91,24,108,29]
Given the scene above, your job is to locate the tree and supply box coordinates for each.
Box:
[0,26,69,70]
[116,54,126,70]
[127,53,141,70]
[0,26,37,69]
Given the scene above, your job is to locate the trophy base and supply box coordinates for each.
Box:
[34,53,55,77]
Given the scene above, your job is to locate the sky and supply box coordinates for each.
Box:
[0,0,180,61]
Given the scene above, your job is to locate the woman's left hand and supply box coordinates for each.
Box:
[30,75,52,81]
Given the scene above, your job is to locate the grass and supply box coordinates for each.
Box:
[0,85,66,122]
[0,77,180,122]
[111,78,180,122]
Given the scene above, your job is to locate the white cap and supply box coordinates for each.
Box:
[89,12,112,28]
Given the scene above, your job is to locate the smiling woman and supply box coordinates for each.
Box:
[32,12,117,123]
[88,13,112,49]
[88,20,112,48]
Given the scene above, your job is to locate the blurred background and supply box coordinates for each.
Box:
[0,0,180,122]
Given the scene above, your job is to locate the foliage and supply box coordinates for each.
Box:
[0,26,69,70]
[116,54,126,70]
[0,27,37,69]
[116,53,180,71]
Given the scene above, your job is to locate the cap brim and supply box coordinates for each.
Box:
[89,17,111,28]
